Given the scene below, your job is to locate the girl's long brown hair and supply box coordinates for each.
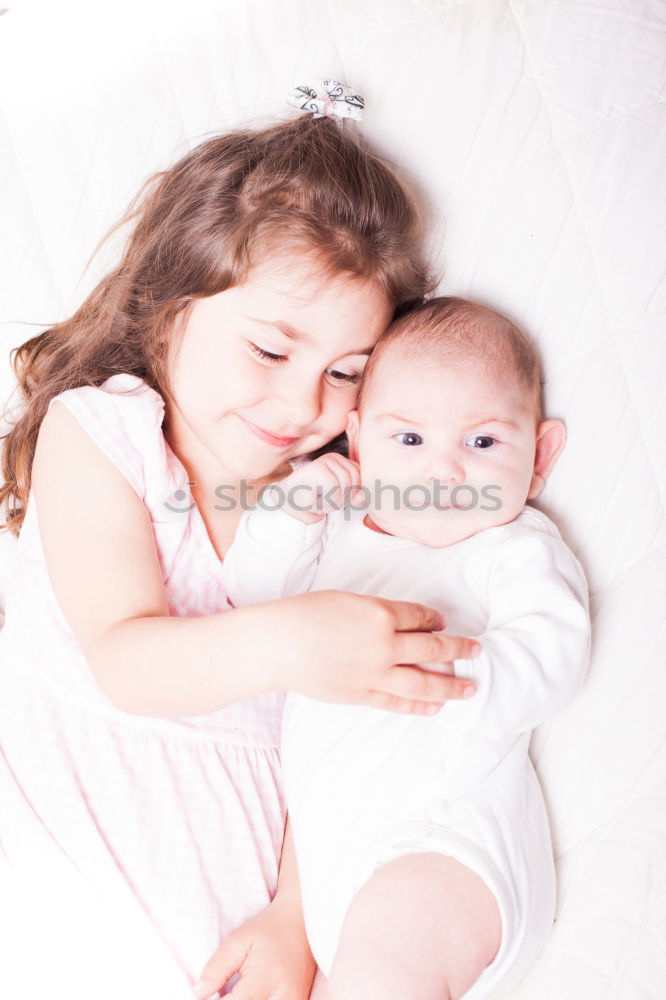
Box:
[1,114,435,535]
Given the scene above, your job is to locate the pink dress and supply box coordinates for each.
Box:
[0,374,286,1000]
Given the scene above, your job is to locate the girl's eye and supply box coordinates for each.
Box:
[467,435,496,449]
[250,344,360,385]
[250,343,287,363]
[326,368,361,385]
[394,432,424,447]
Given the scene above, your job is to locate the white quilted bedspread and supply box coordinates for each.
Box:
[1,1,665,997]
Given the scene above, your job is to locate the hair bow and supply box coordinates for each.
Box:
[286,78,364,122]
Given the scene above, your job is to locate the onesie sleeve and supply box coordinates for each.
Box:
[444,518,591,740]
[221,503,327,607]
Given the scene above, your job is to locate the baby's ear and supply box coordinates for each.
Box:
[346,410,360,462]
[528,419,567,499]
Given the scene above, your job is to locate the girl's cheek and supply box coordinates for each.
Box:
[325,392,354,427]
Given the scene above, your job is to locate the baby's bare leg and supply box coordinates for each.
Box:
[309,968,331,1000]
[327,853,501,1000]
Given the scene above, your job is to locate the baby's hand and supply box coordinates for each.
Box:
[269,454,363,524]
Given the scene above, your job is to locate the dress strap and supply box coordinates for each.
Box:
[49,374,166,498]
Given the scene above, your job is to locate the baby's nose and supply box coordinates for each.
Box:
[424,456,465,485]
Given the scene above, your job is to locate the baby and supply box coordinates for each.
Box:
[222,297,591,1000]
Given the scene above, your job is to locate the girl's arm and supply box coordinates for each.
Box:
[33,402,479,717]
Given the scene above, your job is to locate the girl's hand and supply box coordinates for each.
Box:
[193,896,316,1000]
[270,454,362,523]
[262,590,480,715]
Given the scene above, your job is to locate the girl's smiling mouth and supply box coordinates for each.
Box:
[238,415,300,448]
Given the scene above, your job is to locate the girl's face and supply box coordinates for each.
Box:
[165,252,393,485]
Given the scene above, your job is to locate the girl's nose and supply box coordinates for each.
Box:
[273,380,321,429]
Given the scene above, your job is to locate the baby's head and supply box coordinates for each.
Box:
[346,297,566,547]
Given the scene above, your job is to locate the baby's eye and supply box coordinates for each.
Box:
[250,343,287,363]
[394,432,424,447]
[326,368,362,385]
[467,435,496,449]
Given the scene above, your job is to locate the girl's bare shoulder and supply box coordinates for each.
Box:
[32,401,169,663]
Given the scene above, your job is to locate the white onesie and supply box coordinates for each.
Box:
[222,503,590,999]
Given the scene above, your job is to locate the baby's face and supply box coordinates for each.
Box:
[348,359,547,548]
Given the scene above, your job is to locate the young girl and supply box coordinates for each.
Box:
[0,107,479,1000]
